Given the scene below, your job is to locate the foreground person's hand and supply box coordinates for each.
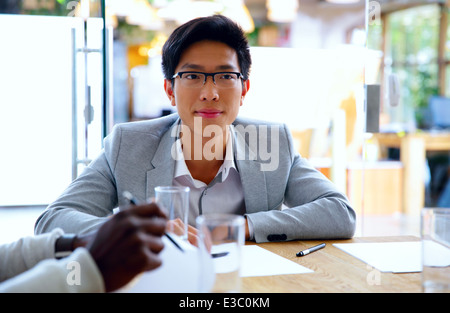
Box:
[85,203,167,292]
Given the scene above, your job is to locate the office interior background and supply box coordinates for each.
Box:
[1,0,450,244]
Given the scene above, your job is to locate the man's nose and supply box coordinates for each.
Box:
[200,76,219,101]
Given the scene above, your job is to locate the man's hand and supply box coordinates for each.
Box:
[166,218,200,247]
[84,203,167,292]
[166,216,251,252]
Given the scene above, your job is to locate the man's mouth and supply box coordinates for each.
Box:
[195,109,222,118]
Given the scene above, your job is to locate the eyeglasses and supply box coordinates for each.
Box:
[171,71,243,89]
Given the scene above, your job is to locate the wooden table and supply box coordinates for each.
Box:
[373,132,450,216]
[241,236,421,293]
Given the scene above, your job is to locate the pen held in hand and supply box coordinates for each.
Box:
[122,191,184,253]
[296,243,326,257]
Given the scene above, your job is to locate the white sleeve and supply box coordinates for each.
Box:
[0,228,63,282]
[0,247,105,293]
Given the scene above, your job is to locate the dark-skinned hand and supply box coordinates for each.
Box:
[77,202,167,292]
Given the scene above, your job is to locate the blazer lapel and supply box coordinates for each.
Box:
[146,122,178,199]
[233,127,269,214]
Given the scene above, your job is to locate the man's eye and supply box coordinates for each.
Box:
[219,74,236,80]
[185,74,201,80]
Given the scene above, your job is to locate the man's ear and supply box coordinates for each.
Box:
[240,79,250,106]
[164,79,176,106]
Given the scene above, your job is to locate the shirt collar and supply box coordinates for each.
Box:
[174,124,237,184]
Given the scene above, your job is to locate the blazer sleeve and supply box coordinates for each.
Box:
[34,125,123,235]
[246,124,356,243]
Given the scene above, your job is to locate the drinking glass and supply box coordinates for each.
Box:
[155,186,190,240]
[196,213,245,293]
[421,207,450,292]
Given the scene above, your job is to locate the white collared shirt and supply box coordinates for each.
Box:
[172,124,246,228]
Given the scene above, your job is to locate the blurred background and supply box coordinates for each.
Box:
[0,0,449,242]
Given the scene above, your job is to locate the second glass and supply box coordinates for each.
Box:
[196,213,245,293]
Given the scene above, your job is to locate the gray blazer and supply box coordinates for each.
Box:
[35,114,355,243]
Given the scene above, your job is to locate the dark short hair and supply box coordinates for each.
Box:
[161,14,252,81]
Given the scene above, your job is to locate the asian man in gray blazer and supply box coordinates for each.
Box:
[35,15,355,244]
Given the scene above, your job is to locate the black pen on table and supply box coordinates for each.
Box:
[122,191,184,253]
[296,243,326,257]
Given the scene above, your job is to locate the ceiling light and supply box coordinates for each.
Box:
[325,0,361,4]
[266,0,299,23]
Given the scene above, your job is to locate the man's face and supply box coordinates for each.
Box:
[164,40,250,136]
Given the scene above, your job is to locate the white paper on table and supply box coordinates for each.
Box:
[241,245,313,277]
[333,241,450,273]
[423,240,450,267]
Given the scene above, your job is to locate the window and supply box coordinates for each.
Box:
[382,4,442,129]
